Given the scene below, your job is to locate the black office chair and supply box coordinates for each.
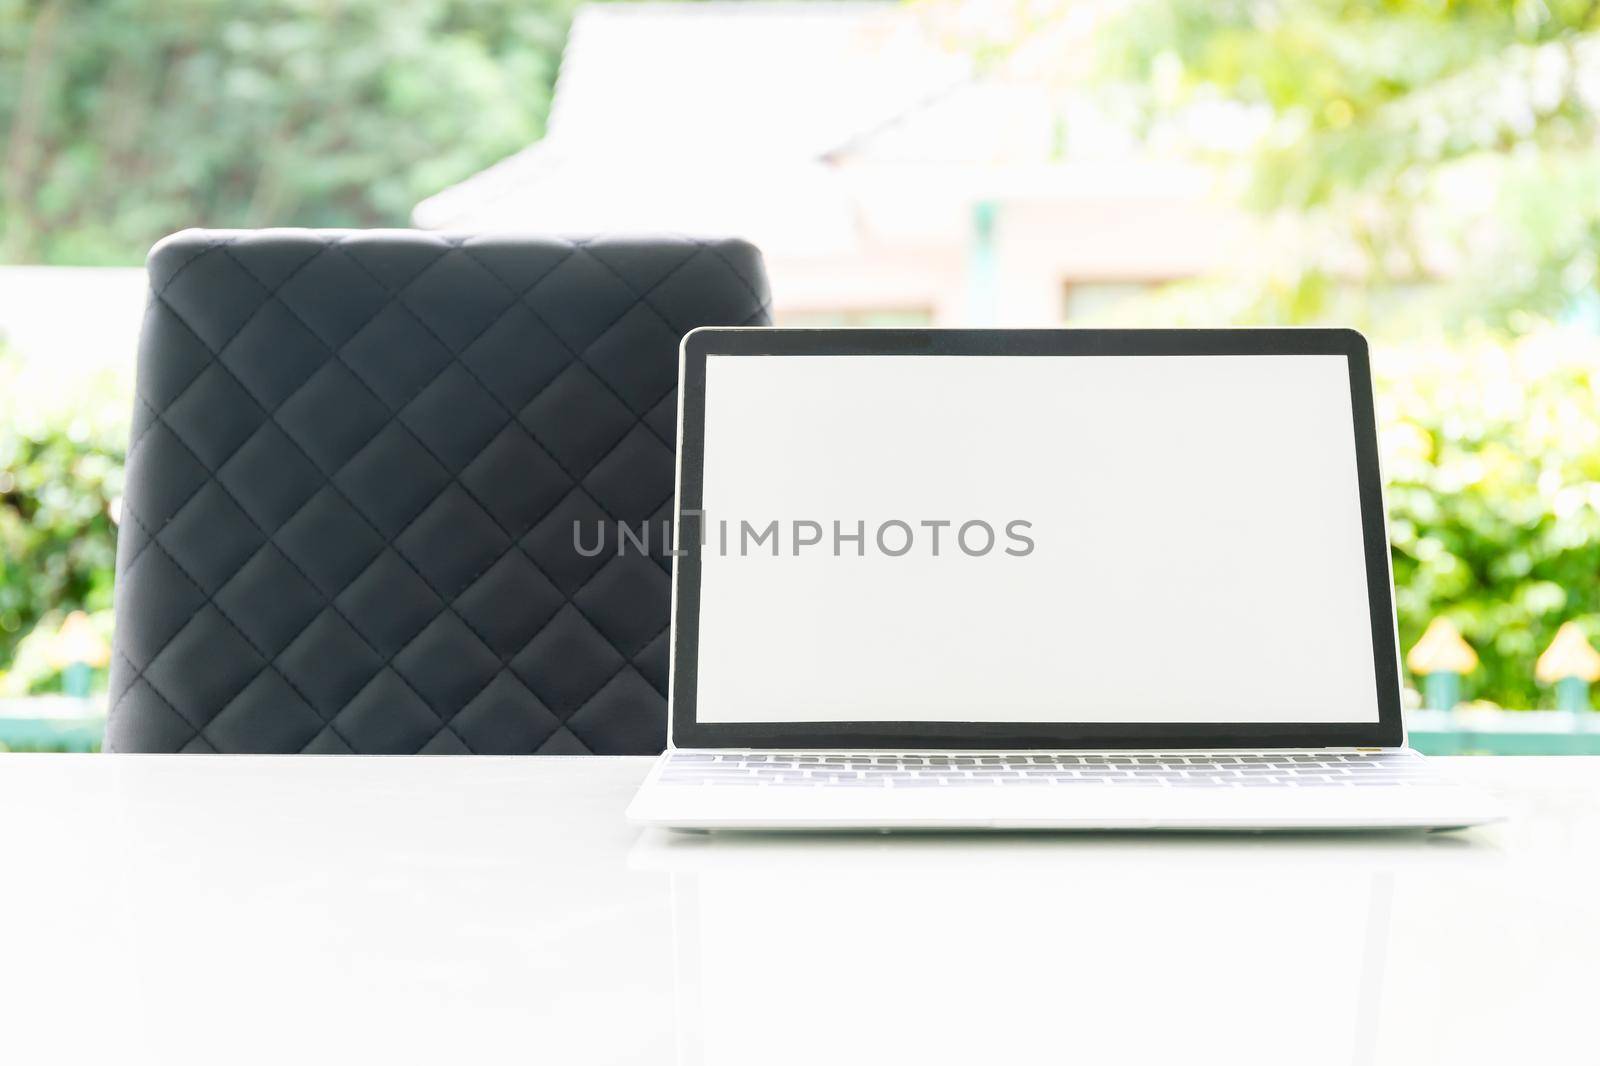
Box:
[106,229,771,753]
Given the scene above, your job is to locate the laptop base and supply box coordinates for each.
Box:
[626,749,1506,832]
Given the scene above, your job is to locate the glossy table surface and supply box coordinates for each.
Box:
[3,754,1595,1065]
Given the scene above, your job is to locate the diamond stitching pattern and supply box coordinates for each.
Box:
[107,229,771,754]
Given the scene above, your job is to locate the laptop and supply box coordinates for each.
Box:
[626,328,1505,831]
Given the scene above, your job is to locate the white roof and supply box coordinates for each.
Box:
[415,2,968,238]
[413,1,1213,256]
[546,2,968,160]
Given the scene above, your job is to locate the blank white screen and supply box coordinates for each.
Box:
[692,354,1381,724]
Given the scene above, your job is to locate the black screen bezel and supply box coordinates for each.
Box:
[669,328,1404,750]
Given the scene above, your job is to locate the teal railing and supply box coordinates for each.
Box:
[0,698,1595,755]
[1405,708,1600,755]
[0,698,104,752]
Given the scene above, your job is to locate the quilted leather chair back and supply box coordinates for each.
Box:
[107,229,771,753]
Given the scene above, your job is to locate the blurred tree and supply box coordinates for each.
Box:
[0,0,579,264]
[0,340,122,689]
[1095,0,1600,336]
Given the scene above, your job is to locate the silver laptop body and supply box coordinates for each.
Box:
[627,328,1504,831]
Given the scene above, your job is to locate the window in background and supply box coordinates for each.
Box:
[778,309,935,328]
[1061,282,1168,325]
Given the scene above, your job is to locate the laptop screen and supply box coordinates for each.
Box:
[689,352,1382,727]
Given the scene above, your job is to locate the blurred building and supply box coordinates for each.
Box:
[0,267,146,368]
[414,1,1245,326]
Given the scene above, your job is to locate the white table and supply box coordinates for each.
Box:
[3,755,1595,1065]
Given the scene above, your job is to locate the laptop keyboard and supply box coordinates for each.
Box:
[658,751,1439,788]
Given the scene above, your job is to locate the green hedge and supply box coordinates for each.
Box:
[0,345,123,696]
[1380,340,1600,709]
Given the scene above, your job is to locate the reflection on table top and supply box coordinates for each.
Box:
[2,754,1594,1065]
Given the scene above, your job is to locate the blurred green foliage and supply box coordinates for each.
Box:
[0,0,580,264]
[1098,0,1600,336]
[1380,341,1600,708]
[0,341,123,693]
